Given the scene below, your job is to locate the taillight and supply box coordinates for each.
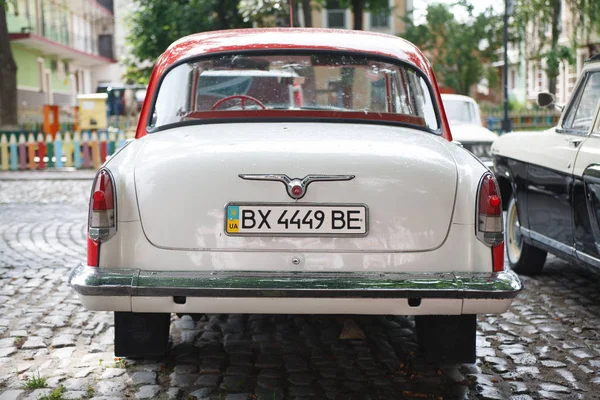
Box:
[476,173,504,272]
[87,169,117,266]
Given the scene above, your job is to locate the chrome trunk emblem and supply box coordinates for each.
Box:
[238,174,355,200]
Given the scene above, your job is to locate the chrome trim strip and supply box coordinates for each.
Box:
[69,264,522,299]
[238,174,355,200]
[520,227,576,257]
[576,250,600,269]
[223,202,369,238]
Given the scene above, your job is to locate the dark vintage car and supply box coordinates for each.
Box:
[492,54,600,275]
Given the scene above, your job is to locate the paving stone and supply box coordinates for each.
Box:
[187,388,213,399]
[130,372,156,385]
[541,360,567,368]
[21,337,46,350]
[0,347,17,358]
[169,372,196,387]
[225,394,251,400]
[195,374,220,387]
[96,381,127,395]
[26,389,52,400]
[63,378,89,391]
[52,347,75,359]
[173,364,198,374]
[51,334,76,348]
[166,388,181,400]
[0,390,25,400]
[63,391,88,399]
[135,385,161,399]
[539,383,571,393]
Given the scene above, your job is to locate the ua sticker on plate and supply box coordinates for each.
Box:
[227,205,240,232]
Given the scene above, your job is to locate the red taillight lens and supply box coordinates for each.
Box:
[476,173,504,272]
[90,169,115,229]
[88,169,117,267]
[493,242,504,272]
[476,173,503,246]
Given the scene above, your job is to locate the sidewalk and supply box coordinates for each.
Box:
[0,169,96,180]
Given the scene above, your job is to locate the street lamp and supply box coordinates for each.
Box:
[502,0,513,134]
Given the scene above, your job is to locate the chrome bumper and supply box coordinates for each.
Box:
[69,265,521,299]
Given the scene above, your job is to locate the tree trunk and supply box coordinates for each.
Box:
[0,5,18,128]
[217,0,227,29]
[548,0,561,95]
[301,0,312,27]
[351,0,363,30]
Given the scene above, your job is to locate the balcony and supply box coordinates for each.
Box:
[7,1,115,66]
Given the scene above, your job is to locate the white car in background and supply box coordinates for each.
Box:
[442,94,498,168]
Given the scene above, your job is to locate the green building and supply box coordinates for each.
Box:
[6,0,116,110]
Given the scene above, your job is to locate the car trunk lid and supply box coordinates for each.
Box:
[134,122,457,252]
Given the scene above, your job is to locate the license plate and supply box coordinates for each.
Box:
[225,203,368,236]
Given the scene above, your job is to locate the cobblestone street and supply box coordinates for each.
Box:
[1,178,600,400]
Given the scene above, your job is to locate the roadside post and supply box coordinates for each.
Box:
[502,0,514,134]
[91,131,101,169]
[37,133,46,170]
[55,132,63,168]
[27,133,36,170]
[82,132,91,169]
[0,134,8,171]
[108,131,116,155]
[100,131,107,163]
[64,132,74,168]
[46,134,54,168]
[9,134,17,171]
[18,134,26,170]
[74,132,82,169]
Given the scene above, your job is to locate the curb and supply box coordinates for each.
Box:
[0,170,96,181]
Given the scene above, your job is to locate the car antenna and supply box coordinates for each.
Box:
[289,0,294,27]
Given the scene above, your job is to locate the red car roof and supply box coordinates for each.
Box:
[137,28,451,140]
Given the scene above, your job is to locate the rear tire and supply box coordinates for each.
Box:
[114,312,170,358]
[414,315,476,364]
[506,195,547,275]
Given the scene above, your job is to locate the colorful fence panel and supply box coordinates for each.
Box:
[0,130,127,171]
[482,110,561,134]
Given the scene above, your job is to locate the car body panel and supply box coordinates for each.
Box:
[574,137,600,264]
[133,122,457,252]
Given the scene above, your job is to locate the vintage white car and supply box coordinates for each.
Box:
[69,28,521,363]
[492,54,600,276]
[441,94,498,168]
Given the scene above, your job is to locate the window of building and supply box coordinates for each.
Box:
[326,0,346,28]
[370,11,389,29]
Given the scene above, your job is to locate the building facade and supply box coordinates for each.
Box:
[513,0,600,106]
[301,0,411,34]
[7,0,118,109]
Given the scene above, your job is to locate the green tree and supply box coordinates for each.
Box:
[239,0,388,29]
[0,0,17,128]
[403,2,502,95]
[126,0,249,84]
[513,0,574,95]
[566,0,600,49]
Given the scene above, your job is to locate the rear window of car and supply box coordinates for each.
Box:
[149,52,440,132]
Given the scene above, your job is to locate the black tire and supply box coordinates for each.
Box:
[114,312,170,358]
[415,315,476,364]
[506,195,547,275]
